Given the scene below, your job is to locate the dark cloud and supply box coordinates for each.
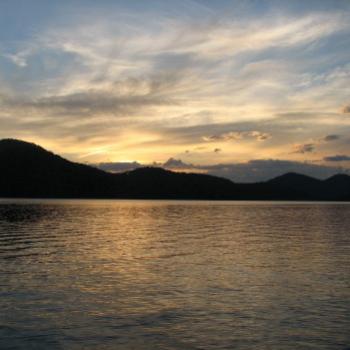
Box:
[322,134,341,142]
[1,91,173,118]
[0,74,181,119]
[293,143,315,153]
[214,148,221,153]
[203,130,271,142]
[37,92,172,113]
[323,155,350,162]
[291,134,341,155]
[342,105,350,113]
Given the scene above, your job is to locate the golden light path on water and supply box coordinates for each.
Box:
[0,199,349,349]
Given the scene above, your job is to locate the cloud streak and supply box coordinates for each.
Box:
[293,143,315,154]
[324,155,350,162]
[0,0,350,169]
[203,131,271,142]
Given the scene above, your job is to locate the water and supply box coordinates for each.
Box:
[0,199,349,350]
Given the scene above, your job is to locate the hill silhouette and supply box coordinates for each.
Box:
[0,139,349,200]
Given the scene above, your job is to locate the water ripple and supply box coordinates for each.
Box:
[0,200,349,349]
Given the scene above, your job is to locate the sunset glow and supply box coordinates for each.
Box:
[1,0,350,181]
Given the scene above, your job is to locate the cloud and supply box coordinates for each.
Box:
[3,53,28,67]
[0,74,180,118]
[293,143,315,153]
[249,131,271,141]
[291,134,341,155]
[163,158,194,169]
[203,131,271,142]
[324,155,350,162]
[214,148,221,153]
[1,1,350,163]
[343,105,350,113]
[322,134,341,142]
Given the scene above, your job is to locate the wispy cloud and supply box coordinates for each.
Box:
[293,143,315,154]
[203,131,271,142]
[3,53,28,67]
[324,154,350,162]
[1,0,350,168]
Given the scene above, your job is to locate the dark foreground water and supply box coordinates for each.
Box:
[0,200,349,350]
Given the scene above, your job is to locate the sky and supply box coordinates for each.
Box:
[1,0,350,182]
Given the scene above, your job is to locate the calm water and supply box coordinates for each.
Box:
[0,200,349,350]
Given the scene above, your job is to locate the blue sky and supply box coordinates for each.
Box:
[1,0,350,181]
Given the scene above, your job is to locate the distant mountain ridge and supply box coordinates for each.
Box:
[1,139,350,200]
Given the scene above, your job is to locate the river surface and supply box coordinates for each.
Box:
[0,199,349,350]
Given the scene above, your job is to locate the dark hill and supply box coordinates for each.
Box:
[323,174,350,200]
[324,174,350,186]
[0,139,118,198]
[0,139,237,199]
[267,172,322,187]
[266,172,323,199]
[0,139,349,200]
[117,167,237,199]
[266,172,350,200]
